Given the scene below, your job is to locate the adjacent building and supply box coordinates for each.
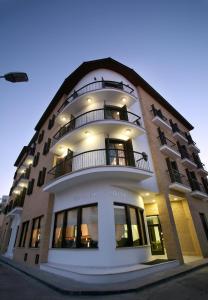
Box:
[1,58,208,281]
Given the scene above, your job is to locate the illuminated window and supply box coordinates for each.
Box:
[52,204,98,249]
[114,203,147,248]
[30,216,43,248]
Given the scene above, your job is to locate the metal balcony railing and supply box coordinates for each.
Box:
[52,108,142,146]
[151,104,168,122]
[167,169,190,187]
[5,189,26,214]
[186,134,196,146]
[170,123,187,139]
[48,149,150,180]
[158,132,179,153]
[58,80,136,113]
[189,178,208,194]
[10,167,31,194]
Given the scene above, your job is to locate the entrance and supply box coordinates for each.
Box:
[147,215,164,255]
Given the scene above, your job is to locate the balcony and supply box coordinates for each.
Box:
[44,149,153,193]
[189,179,208,200]
[170,121,188,143]
[193,158,208,176]
[186,134,200,153]
[57,80,137,118]
[151,105,171,131]
[51,109,145,154]
[158,133,181,160]
[179,150,197,170]
[168,169,192,193]
[11,167,31,195]
[6,189,26,216]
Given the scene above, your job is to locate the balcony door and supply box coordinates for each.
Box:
[166,158,181,183]
[105,138,135,167]
[104,105,128,121]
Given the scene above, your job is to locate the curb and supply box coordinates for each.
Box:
[1,257,208,296]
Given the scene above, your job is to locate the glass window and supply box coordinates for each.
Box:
[64,209,77,248]
[52,204,98,249]
[114,203,147,248]
[53,212,64,248]
[19,221,29,247]
[129,207,140,246]
[30,216,43,248]
[80,206,98,248]
[114,205,129,247]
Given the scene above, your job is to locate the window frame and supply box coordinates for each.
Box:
[18,221,29,247]
[29,215,43,248]
[114,202,147,248]
[52,203,98,249]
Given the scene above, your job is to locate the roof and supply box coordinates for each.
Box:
[35,57,193,131]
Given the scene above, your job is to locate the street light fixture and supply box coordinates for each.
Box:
[0,72,28,83]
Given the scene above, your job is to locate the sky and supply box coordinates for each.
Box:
[0,0,208,196]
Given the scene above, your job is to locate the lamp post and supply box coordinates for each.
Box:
[0,72,28,83]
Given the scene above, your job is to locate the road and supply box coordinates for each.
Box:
[0,263,208,300]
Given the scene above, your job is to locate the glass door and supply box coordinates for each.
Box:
[146,215,164,255]
[107,140,126,166]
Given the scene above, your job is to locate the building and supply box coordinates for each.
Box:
[0,195,9,245]
[1,58,208,282]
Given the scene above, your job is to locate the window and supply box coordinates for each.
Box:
[199,213,208,240]
[38,130,44,144]
[27,179,35,195]
[114,203,147,248]
[105,138,135,167]
[33,152,40,167]
[30,216,43,248]
[19,221,29,247]
[37,168,46,187]
[52,204,98,249]
[48,114,55,130]
[43,138,51,155]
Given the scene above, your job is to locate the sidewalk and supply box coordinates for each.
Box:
[0,255,208,296]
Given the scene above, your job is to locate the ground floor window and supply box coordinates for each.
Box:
[29,216,43,248]
[18,221,29,247]
[199,213,208,240]
[52,204,98,249]
[114,203,147,247]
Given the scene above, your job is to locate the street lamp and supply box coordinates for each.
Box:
[0,72,28,83]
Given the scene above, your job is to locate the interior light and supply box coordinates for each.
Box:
[118,144,122,146]
[116,112,120,115]
[174,197,178,201]
[145,192,150,196]
[122,98,126,103]
[126,129,131,134]
[87,98,92,103]
[61,116,66,122]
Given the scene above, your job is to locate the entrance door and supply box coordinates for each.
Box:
[146,215,164,255]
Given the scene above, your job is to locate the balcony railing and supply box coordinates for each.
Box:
[167,169,190,187]
[10,167,31,194]
[186,133,196,146]
[189,179,208,195]
[170,122,187,140]
[58,80,136,113]
[151,104,168,122]
[48,148,150,180]
[158,132,179,153]
[52,108,143,146]
[4,189,26,214]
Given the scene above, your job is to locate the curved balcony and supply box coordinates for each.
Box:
[44,149,153,193]
[57,80,137,119]
[51,109,145,154]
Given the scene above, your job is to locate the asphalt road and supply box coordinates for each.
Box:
[0,263,208,300]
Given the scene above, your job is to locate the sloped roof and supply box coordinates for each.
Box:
[35,57,193,131]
